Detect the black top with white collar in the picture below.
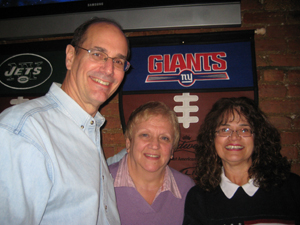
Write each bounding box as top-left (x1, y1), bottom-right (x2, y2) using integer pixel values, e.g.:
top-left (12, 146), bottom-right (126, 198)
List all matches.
top-left (183, 173), bottom-right (300, 225)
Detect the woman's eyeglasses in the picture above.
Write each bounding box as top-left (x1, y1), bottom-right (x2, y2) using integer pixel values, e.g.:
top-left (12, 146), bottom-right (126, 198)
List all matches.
top-left (215, 128), bottom-right (253, 137)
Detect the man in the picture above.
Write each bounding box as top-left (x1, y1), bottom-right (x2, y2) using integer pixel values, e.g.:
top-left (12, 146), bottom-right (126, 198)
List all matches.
top-left (0, 17), bottom-right (130, 224)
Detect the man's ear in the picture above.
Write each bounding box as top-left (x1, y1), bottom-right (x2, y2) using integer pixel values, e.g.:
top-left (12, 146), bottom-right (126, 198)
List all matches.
top-left (126, 138), bottom-right (131, 153)
top-left (66, 44), bottom-right (75, 70)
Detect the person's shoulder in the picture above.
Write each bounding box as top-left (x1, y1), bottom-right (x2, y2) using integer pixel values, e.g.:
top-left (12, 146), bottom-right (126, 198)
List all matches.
top-left (185, 184), bottom-right (218, 205)
top-left (170, 167), bottom-right (190, 179)
top-left (107, 148), bottom-right (127, 166)
top-left (2, 95), bottom-right (54, 114)
top-left (0, 96), bottom-right (58, 133)
top-left (276, 172), bottom-right (300, 196)
top-left (187, 184), bottom-right (206, 194)
top-left (185, 185), bottom-right (206, 204)
top-left (108, 161), bottom-right (119, 170)
top-left (282, 173), bottom-right (300, 202)
top-left (184, 185), bottom-right (213, 215)
top-left (170, 167), bottom-right (195, 186)
top-left (289, 172), bottom-right (300, 179)
top-left (287, 172), bottom-right (300, 185)
top-left (0, 96), bottom-right (48, 120)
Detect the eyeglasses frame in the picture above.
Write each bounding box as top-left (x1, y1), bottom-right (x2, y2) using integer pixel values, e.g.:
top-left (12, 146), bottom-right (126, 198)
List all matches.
top-left (74, 45), bottom-right (130, 72)
top-left (215, 128), bottom-right (254, 137)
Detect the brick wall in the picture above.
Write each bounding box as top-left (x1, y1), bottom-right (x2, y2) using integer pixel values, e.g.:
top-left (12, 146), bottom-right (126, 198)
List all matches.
top-left (100, 0), bottom-right (300, 175)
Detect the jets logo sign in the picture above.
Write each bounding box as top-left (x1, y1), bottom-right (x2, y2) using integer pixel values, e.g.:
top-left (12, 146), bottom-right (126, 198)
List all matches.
top-left (0, 53), bottom-right (53, 90)
top-left (120, 31), bottom-right (258, 177)
top-left (0, 38), bottom-right (70, 113)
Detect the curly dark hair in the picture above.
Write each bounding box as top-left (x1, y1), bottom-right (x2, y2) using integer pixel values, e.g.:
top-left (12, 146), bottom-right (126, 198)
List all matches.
top-left (195, 97), bottom-right (291, 191)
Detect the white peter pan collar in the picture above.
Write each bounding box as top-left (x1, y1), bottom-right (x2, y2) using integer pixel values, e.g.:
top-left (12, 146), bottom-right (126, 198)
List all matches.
top-left (220, 167), bottom-right (259, 199)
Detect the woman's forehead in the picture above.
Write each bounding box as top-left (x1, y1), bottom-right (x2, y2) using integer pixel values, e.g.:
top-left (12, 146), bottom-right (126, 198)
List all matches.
top-left (218, 109), bottom-right (247, 124)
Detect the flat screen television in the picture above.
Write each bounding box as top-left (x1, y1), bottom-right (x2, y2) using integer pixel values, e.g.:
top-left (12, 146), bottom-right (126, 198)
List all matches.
top-left (0, 0), bottom-right (241, 39)
top-left (0, 0), bottom-right (238, 19)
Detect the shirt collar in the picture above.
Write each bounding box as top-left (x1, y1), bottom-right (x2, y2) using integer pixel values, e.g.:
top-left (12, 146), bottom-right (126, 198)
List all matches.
top-left (48, 83), bottom-right (105, 128)
top-left (114, 154), bottom-right (182, 199)
top-left (220, 167), bottom-right (259, 199)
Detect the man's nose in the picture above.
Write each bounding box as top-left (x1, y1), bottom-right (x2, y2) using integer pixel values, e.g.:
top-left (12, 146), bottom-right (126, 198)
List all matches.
top-left (102, 58), bottom-right (114, 75)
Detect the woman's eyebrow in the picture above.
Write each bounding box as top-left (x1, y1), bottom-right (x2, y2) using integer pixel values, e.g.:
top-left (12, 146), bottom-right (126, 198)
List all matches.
top-left (239, 124), bottom-right (251, 126)
top-left (219, 123), bottom-right (230, 126)
top-left (219, 123), bottom-right (250, 126)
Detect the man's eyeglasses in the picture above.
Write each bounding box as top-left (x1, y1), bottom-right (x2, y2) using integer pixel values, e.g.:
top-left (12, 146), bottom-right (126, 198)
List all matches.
top-left (215, 128), bottom-right (254, 137)
top-left (75, 45), bottom-right (130, 72)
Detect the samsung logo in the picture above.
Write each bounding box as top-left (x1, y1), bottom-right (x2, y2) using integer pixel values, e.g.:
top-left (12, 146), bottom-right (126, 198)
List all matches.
top-left (87, 3), bottom-right (104, 7)
top-left (0, 53), bottom-right (53, 90)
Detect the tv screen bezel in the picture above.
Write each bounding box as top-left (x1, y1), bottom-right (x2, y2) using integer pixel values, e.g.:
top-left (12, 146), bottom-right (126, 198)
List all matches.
top-left (0, 0), bottom-right (239, 20)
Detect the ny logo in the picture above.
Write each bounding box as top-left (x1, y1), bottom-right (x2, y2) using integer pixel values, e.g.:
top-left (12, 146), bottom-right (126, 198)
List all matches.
top-left (181, 73), bottom-right (193, 84)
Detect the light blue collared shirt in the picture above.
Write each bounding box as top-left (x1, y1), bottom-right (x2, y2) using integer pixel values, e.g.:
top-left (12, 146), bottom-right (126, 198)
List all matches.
top-left (0, 83), bottom-right (120, 225)
top-left (107, 148), bottom-right (127, 166)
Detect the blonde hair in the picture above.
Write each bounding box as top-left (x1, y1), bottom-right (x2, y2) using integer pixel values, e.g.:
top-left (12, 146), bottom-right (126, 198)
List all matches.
top-left (125, 101), bottom-right (180, 150)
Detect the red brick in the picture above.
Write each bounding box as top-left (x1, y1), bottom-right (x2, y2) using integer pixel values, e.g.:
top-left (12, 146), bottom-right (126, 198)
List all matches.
top-left (255, 54), bottom-right (268, 67)
top-left (281, 131), bottom-right (300, 145)
top-left (288, 70), bottom-right (300, 82)
top-left (102, 132), bottom-right (125, 146)
top-left (288, 39), bottom-right (300, 53)
top-left (102, 118), bottom-right (123, 130)
top-left (294, 117), bottom-right (300, 129)
top-left (259, 100), bottom-right (300, 114)
top-left (288, 85), bottom-right (300, 97)
top-left (100, 101), bottom-right (120, 116)
top-left (268, 116), bottom-right (292, 129)
top-left (280, 146), bottom-right (298, 160)
top-left (255, 39), bottom-right (286, 52)
top-left (269, 54), bottom-right (300, 67)
top-left (264, 70), bottom-right (284, 82)
top-left (257, 70), bottom-right (263, 82)
top-left (258, 84), bottom-right (287, 98)
top-left (243, 12), bottom-right (285, 25)
top-left (241, 0), bottom-right (261, 10)
top-left (103, 147), bottom-right (116, 159)
top-left (103, 146), bottom-right (126, 159)
top-left (265, 0), bottom-right (300, 11)
top-left (267, 25), bottom-right (300, 38)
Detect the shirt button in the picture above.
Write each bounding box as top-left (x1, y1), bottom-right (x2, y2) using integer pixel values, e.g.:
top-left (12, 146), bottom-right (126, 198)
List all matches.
top-left (90, 120), bottom-right (94, 125)
top-left (81, 125), bottom-right (84, 129)
top-left (105, 205), bottom-right (107, 210)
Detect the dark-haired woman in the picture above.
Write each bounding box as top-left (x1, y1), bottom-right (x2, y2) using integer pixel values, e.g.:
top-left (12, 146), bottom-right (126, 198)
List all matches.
top-left (183, 97), bottom-right (300, 225)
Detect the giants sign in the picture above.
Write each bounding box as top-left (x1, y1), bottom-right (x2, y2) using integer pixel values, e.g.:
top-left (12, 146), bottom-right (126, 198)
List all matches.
top-left (146, 52), bottom-right (229, 87)
top-left (120, 31), bottom-right (258, 178)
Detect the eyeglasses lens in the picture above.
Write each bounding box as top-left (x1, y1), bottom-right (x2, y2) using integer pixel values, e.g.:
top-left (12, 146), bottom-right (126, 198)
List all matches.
top-left (89, 49), bottom-right (130, 71)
